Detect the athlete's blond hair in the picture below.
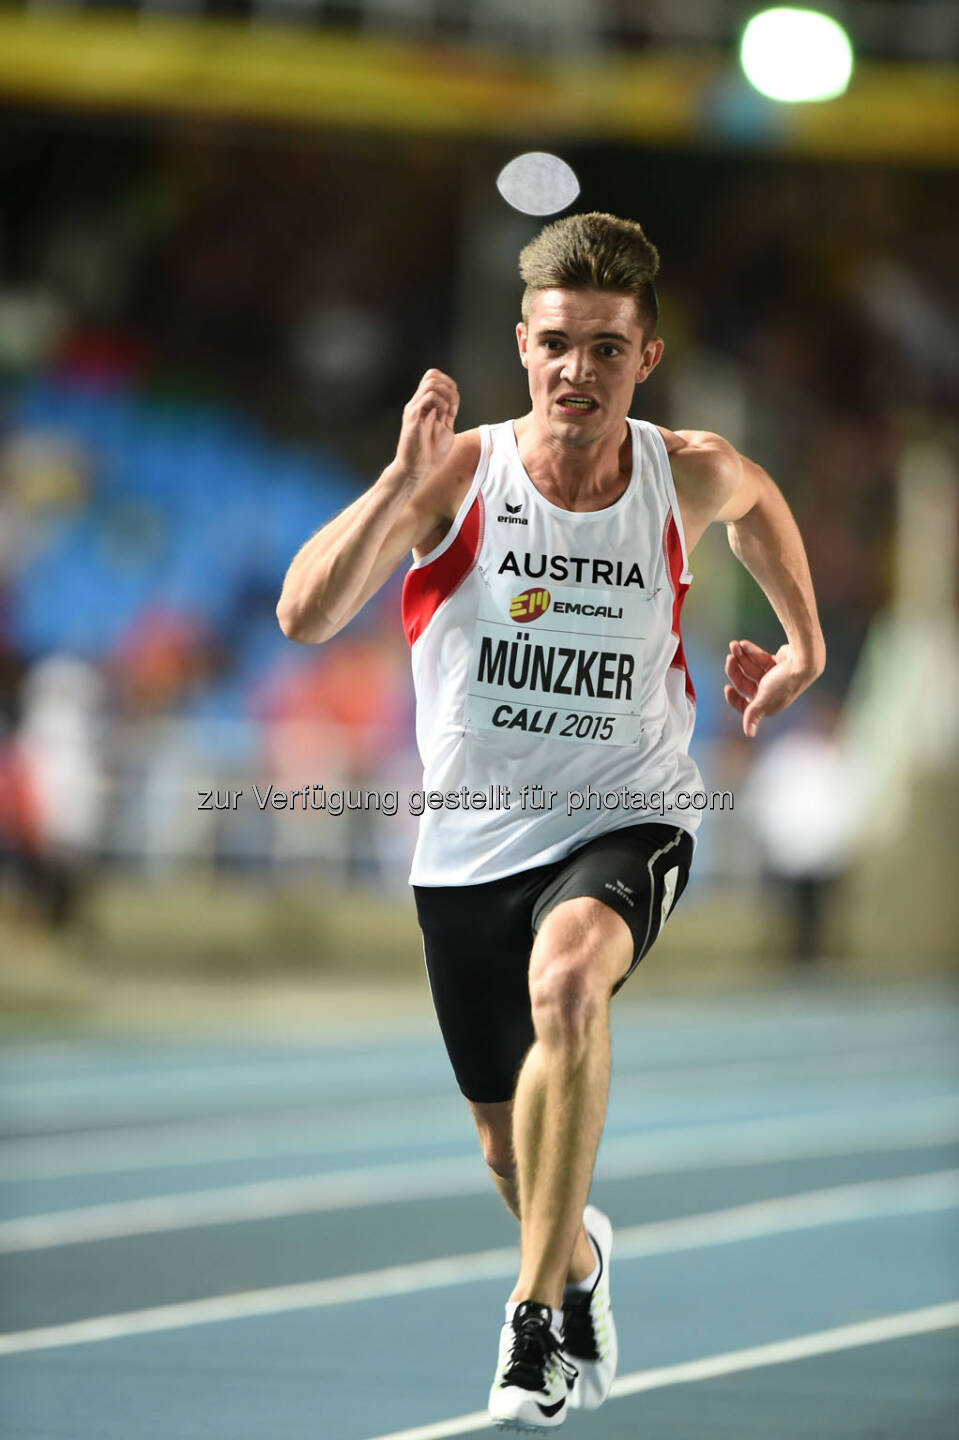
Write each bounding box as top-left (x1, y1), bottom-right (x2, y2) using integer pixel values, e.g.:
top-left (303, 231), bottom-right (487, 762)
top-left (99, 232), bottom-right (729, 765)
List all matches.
top-left (519, 212), bottom-right (660, 338)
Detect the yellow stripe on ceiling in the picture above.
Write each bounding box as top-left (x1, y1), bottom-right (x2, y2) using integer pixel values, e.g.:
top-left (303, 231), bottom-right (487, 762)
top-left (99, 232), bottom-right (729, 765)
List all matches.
top-left (0, 13), bottom-right (956, 163)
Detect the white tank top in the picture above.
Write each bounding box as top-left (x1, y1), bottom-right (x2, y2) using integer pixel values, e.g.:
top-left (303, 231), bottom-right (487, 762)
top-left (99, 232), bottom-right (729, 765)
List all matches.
top-left (402, 417), bottom-right (703, 885)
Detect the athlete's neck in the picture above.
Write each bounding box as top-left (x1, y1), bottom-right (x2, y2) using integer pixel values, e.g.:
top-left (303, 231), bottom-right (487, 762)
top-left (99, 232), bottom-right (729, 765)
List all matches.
top-left (513, 413), bottom-right (632, 512)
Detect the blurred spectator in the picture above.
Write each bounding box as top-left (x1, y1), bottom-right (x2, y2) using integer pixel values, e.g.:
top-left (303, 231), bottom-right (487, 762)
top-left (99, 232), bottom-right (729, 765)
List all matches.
top-left (744, 694), bottom-right (862, 965)
top-left (0, 716), bottom-right (43, 916)
top-left (110, 606), bottom-right (217, 716)
top-left (16, 654), bottom-right (106, 927)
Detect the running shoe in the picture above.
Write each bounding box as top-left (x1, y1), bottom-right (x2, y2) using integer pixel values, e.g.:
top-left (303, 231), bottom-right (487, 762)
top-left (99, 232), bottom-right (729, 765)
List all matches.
top-left (562, 1204), bottom-right (618, 1410)
top-left (488, 1300), bottom-right (576, 1432)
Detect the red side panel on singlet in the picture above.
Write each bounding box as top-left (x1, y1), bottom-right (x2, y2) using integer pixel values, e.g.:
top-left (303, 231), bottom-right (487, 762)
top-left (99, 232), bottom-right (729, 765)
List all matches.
top-left (663, 511), bottom-right (695, 704)
top-left (401, 493), bottom-right (485, 647)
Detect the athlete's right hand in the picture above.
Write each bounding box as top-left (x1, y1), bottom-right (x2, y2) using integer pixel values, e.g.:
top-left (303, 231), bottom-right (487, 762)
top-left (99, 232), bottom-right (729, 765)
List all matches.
top-left (394, 369), bottom-right (459, 484)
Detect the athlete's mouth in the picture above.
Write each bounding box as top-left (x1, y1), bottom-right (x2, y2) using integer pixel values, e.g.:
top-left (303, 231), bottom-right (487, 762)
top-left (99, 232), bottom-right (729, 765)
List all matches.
top-left (556, 395), bottom-right (598, 414)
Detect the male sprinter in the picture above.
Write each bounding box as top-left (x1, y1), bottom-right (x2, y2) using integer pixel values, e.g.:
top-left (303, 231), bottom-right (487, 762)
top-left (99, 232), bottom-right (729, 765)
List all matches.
top-left (277, 213), bottom-right (825, 1431)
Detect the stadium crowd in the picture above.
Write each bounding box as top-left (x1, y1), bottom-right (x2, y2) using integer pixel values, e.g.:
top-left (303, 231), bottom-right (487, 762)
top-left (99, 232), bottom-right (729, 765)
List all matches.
top-left (0, 121), bottom-right (954, 918)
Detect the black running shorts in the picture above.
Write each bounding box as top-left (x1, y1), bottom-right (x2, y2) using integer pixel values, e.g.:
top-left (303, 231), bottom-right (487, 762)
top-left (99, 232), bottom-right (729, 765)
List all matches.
top-left (413, 822), bottom-right (694, 1103)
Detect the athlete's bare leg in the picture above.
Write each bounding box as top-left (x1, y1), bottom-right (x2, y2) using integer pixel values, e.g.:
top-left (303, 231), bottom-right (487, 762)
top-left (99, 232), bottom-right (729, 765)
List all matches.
top-left (469, 1099), bottom-right (597, 1283)
top-left (508, 897), bottom-right (631, 1309)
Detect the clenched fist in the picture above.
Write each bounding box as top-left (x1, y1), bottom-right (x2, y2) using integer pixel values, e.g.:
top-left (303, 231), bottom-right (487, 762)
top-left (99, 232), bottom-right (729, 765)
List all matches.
top-left (394, 369), bottom-right (460, 484)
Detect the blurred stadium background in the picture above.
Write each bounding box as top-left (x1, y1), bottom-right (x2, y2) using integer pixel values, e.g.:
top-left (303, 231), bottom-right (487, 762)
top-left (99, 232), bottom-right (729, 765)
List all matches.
top-left (0, 0), bottom-right (956, 1019)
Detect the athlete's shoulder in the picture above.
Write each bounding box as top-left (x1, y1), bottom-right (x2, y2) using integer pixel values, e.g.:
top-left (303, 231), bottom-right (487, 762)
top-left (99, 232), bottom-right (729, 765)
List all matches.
top-left (653, 425), bottom-right (743, 552)
top-left (654, 424), bottom-right (737, 464)
top-left (654, 425), bottom-right (740, 503)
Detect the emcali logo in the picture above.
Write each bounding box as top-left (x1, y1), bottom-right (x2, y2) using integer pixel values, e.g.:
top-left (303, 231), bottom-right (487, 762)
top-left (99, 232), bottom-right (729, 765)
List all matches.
top-left (509, 588), bottom-right (551, 623)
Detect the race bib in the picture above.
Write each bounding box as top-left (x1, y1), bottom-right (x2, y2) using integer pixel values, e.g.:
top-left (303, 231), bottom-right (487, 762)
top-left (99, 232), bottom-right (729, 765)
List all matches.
top-left (464, 577), bottom-right (653, 747)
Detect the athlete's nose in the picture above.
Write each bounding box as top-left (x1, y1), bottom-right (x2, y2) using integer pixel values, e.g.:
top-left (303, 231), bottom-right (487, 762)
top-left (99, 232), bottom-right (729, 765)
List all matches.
top-left (560, 349), bottom-right (595, 385)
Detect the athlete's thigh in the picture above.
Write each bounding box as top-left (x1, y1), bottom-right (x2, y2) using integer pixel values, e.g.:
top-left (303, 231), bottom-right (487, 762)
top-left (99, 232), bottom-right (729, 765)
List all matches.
top-left (413, 870), bottom-right (546, 1104)
top-left (529, 894), bottom-right (633, 996)
top-left (530, 822), bottom-right (694, 993)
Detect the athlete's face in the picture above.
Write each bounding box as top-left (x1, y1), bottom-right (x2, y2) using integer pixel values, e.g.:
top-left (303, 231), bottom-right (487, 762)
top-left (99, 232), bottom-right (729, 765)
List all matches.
top-left (517, 289), bottom-right (663, 447)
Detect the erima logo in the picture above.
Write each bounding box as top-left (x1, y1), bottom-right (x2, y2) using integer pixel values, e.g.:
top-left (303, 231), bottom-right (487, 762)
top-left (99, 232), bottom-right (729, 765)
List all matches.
top-left (498, 500), bottom-right (528, 526)
top-left (509, 588), bottom-right (551, 623)
top-left (605, 878), bottom-right (635, 908)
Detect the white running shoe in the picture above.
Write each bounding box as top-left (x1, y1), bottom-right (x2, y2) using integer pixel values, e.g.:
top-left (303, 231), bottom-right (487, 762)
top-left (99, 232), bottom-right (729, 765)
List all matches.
top-left (488, 1300), bottom-right (576, 1432)
top-left (562, 1204), bottom-right (618, 1411)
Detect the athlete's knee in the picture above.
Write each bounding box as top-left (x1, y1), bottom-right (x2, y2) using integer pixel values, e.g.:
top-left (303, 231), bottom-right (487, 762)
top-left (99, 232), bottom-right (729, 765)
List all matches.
top-left (528, 901), bottom-right (627, 1050)
top-left (529, 900), bottom-right (631, 1053)
top-left (528, 953), bottom-right (606, 1054)
top-left (469, 1102), bottom-right (516, 1180)
top-left (476, 1126), bottom-right (515, 1179)
top-left (484, 1146), bottom-right (517, 1181)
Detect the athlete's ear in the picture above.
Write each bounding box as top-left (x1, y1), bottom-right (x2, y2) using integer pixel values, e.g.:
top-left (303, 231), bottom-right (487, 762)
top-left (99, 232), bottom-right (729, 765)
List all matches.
top-left (516, 321), bottom-right (529, 368)
top-left (636, 335), bottom-right (664, 385)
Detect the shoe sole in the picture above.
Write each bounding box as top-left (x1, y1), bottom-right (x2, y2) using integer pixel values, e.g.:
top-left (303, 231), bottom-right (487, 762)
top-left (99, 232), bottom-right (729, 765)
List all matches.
top-left (491, 1422), bottom-right (564, 1434)
top-left (489, 1401), bottom-right (567, 1433)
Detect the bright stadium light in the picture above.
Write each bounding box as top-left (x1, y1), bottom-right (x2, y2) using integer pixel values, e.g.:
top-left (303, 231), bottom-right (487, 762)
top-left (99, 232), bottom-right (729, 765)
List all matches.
top-left (496, 153), bottom-right (580, 217)
top-left (740, 8), bottom-right (854, 103)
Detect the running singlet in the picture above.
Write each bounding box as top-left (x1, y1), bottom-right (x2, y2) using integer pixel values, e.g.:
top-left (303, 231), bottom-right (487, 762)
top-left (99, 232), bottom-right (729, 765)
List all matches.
top-left (401, 418), bottom-right (704, 885)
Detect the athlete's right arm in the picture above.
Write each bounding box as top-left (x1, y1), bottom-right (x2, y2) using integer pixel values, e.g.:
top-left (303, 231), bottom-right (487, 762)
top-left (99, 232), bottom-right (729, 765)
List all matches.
top-left (276, 370), bottom-right (474, 644)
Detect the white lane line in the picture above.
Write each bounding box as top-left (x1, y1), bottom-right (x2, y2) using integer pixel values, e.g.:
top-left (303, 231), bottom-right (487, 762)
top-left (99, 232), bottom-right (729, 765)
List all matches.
top-left (0, 1170), bottom-right (956, 1356)
top-left (599, 1099), bottom-right (959, 1182)
top-left (3, 1106), bottom-right (958, 1249)
top-left (4, 1037), bottom-right (955, 1132)
top-left (1, 1020), bottom-right (949, 1098)
top-left (0, 1094), bottom-right (464, 1182)
top-left (0, 1052), bottom-right (443, 1104)
top-left (1, 1082), bottom-right (950, 1186)
top-left (0, 1154), bottom-right (482, 1251)
top-left (1, 1099), bottom-right (957, 1251)
top-left (361, 1302), bottom-right (959, 1440)
top-left (3, 1066), bottom-right (957, 1185)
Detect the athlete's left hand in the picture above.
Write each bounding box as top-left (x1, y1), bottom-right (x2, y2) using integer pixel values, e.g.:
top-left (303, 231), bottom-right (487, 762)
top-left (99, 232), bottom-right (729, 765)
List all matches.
top-left (723, 639), bottom-right (815, 738)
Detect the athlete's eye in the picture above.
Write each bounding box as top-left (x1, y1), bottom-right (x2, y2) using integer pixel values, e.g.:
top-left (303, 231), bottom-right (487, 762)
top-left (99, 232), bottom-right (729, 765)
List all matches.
top-left (598, 345), bottom-right (620, 358)
top-left (542, 339), bottom-right (564, 351)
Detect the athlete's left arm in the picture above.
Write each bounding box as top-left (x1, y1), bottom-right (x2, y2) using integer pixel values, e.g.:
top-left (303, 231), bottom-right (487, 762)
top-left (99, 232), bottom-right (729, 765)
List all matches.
top-left (663, 427), bottom-right (826, 738)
